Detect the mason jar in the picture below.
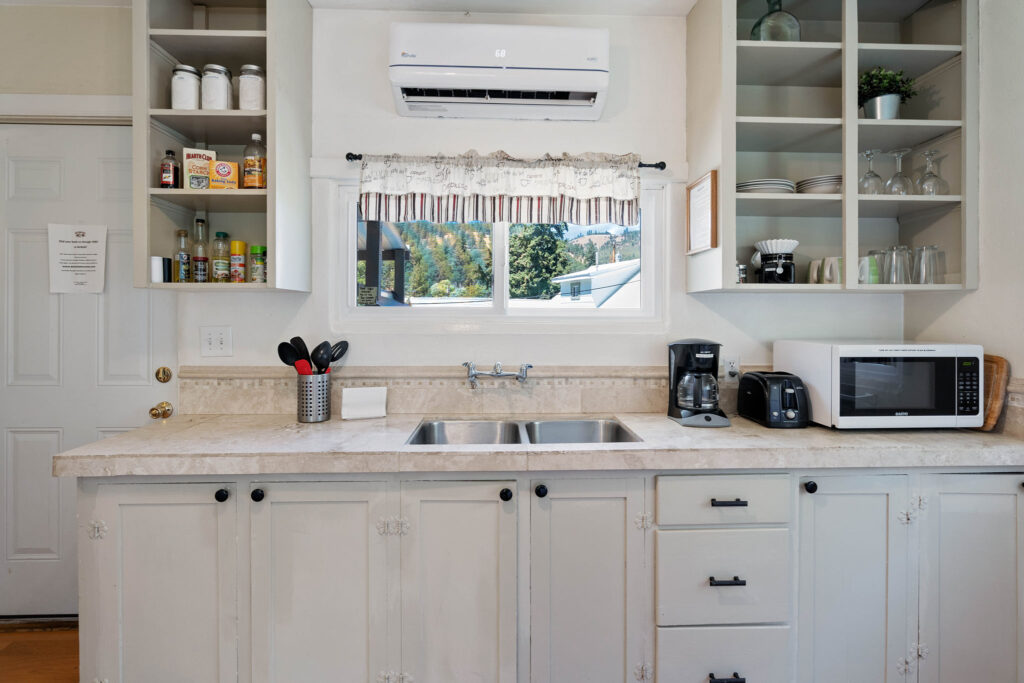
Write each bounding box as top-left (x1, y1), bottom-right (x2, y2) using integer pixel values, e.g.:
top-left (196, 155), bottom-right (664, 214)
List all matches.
top-left (201, 64), bottom-right (232, 110)
top-left (238, 64), bottom-right (266, 111)
top-left (170, 64), bottom-right (200, 110)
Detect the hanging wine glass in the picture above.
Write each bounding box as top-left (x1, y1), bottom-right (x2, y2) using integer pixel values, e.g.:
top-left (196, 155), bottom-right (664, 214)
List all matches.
top-left (751, 0), bottom-right (801, 41)
top-left (916, 149), bottom-right (950, 196)
top-left (858, 149), bottom-right (885, 195)
top-left (885, 148), bottom-right (915, 195)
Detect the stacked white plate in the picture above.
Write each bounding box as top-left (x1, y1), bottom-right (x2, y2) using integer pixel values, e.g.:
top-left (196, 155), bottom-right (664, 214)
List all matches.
top-left (796, 174), bottom-right (842, 194)
top-left (736, 178), bottom-right (795, 194)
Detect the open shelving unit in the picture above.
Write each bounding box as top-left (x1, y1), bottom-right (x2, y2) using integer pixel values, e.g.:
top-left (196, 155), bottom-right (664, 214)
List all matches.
top-left (131, 0), bottom-right (311, 291)
top-left (687, 0), bottom-right (977, 293)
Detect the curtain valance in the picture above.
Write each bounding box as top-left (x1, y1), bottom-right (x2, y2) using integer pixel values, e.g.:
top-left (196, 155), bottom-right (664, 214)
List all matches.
top-left (357, 150), bottom-right (641, 226)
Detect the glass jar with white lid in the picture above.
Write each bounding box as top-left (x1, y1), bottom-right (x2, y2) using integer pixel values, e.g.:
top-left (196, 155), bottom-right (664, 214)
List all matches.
top-left (171, 64), bottom-right (201, 110)
top-left (238, 64), bottom-right (266, 111)
top-left (201, 64), bottom-right (232, 110)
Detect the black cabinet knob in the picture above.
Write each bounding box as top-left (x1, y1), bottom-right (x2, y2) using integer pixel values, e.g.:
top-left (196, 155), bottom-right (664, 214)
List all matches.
top-left (535, 484), bottom-right (548, 498)
top-left (499, 488), bottom-right (514, 502)
top-left (804, 481), bottom-right (818, 494)
top-left (215, 488), bottom-right (230, 502)
top-left (251, 488), bottom-right (265, 502)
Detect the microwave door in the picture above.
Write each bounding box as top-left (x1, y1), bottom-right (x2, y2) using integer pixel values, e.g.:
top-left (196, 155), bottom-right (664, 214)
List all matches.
top-left (839, 357), bottom-right (957, 417)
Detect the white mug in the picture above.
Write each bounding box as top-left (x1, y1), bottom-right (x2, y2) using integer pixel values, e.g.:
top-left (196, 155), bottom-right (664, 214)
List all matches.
top-left (808, 259), bottom-right (823, 284)
top-left (822, 256), bottom-right (843, 284)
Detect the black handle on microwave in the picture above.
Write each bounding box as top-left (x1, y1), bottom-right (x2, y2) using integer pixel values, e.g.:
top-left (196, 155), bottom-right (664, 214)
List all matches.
top-left (709, 673), bottom-right (746, 683)
top-left (709, 576), bottom-right (747, 587)
top-left (711, 498), bottom-right (748, 507)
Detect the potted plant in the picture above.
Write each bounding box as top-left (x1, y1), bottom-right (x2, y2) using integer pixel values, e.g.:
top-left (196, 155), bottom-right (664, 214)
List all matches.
top-left (859, 67), bottom-right (917, 119)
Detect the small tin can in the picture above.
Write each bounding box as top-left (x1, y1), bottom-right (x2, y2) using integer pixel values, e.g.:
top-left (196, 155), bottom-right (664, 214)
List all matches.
top-left (737, 263), bottom-right (748, 284)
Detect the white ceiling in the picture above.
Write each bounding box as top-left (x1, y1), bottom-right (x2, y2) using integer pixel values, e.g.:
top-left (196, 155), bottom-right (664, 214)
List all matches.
top-left (308, 0), bottom-right (698, 17)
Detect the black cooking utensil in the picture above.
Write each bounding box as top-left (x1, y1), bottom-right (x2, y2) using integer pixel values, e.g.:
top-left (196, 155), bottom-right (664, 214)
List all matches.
top-left (311, 341), bottom-right (332, 374)
top-left (277, 341), bottom-right (300, 367)
top-left (290, 336), bottom-right (311, 365)
top-left (330, 341), bottom-right (349, 362)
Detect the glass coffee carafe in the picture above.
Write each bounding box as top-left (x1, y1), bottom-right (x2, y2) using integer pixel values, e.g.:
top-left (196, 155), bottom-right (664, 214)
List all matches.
top-left (677, 372), bottom-right (721, 412)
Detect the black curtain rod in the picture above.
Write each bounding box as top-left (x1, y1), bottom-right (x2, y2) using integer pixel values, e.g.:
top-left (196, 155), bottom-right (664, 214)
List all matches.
top-left (345, 152), bottom-right (666, 171)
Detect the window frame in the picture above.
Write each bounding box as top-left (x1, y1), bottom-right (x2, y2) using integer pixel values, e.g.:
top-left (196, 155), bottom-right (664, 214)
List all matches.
top-left (328, 178), bottom-right (669, 335)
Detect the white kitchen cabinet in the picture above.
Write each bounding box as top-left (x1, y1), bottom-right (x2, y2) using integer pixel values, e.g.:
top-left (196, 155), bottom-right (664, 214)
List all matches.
top-left (249, 481), bottom-right (390, 683)
top-left (401, 480), bottom-right (518, 683)
top-left (80, 482), bottom-right (237, 683)
top-left (656, 625), bottom-right (792, 683)
top-left (917, 474), bottom-right (1024, 683)
top-left (797, 475), bottom-right (912, 683)
top-left (530, 477), bottom-right (649, 683)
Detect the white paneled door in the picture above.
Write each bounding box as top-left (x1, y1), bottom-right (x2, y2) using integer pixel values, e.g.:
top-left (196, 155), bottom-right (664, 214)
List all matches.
top-left (0, 124), bottom-right (176, 615)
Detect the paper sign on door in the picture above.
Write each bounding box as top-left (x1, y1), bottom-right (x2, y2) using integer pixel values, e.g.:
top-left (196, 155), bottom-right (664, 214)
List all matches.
top-left (48, 224), bottom-right (107, 294)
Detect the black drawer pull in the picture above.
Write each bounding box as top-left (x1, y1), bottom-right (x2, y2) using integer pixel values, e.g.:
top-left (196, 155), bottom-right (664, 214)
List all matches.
top-left (710, 498), bottom-right (748, 507)
top-left (709, 576), bottom-right (747, 587)
top-left (709, 673), bottom-right (745, 683)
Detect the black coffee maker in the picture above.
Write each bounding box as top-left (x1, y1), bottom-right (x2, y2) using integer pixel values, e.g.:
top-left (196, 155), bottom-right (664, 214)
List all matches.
top-left (668, 339), bottom-right (731, 428)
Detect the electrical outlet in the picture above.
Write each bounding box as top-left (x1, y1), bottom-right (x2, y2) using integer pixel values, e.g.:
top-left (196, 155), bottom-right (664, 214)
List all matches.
top-left (200, 326), bottom-right (233, 357)
top-left (722, 354), bottom-right (741, 384)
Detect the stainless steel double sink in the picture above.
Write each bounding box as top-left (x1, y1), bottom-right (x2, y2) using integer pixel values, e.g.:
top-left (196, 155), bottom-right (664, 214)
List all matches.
top-left (406, 418), bottom-right (641, 445)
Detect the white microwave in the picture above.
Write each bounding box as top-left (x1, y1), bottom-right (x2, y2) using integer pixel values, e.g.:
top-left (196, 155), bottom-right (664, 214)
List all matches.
top-left (773, 341), bottom-right (984, 429)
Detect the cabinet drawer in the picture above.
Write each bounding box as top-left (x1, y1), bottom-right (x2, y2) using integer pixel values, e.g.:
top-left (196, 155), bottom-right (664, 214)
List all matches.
top-left (656, 625), bottom-right (792, 683)
top-left (656, 475), bottom-right (791, 526)
top-left (656, 528), bottom-right (791, 626)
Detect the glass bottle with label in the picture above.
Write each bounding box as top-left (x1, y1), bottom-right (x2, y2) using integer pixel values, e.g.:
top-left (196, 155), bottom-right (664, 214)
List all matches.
top-left (192, 218), bottom-right (210, 283)
top-left (249, 245), bottom-right (267, 283)
top-left (243, 133), bottom-right (267, 189)
top-left (172, 229), bottom-right (191, 283)
top-left (211, 231), bottom-right (231, 283)
top-left (160, 150), bottom-right (180, 188)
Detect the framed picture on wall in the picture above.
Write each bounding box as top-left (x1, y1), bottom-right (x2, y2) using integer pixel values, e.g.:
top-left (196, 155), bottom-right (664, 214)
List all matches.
top-left (686, 169), bottom-right (718, 254)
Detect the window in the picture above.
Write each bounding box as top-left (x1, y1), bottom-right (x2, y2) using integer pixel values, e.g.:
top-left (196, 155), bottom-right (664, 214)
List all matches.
top-left (356, 218), bottom-right (642, 310)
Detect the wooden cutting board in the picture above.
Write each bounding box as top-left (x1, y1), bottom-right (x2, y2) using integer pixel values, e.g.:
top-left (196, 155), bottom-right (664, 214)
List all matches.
top-left (974, 354), bottom-right (1010, 432)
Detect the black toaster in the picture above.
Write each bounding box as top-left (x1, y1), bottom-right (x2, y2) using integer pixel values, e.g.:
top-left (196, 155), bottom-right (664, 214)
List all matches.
top-left (737, 371), bottom-right (810, 428)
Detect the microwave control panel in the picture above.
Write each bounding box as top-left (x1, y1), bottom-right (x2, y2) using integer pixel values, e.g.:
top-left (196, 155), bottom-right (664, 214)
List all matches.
top-left (957, 357), bottom-right (981, 415)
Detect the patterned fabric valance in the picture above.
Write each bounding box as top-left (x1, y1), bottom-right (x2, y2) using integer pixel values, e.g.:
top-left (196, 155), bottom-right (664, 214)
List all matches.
top-left (358, 150), bottom-right (641, 226)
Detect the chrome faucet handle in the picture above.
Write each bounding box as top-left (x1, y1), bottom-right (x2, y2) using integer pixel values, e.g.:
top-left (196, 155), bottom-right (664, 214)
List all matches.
top-left (462, 361), bottom-right (478, 389)
top-left (517, 364), bottom-right (533, 383)
top-left (493, 361), bottom-right (503, 374)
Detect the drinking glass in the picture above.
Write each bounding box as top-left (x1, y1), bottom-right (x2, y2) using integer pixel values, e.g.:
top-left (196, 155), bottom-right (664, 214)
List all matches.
top-left (859, 149), bottom-right (884, 195)
top-left (868, 249), bottom-right (886, 281)
top-left (913, 245), bottom-right (942, 284)
top-left (916, 150), bottom-right (950, 196)
top-left (885, 149), bottom-right (915, 195)
top-left (882, 245), bottom-right (911, 284)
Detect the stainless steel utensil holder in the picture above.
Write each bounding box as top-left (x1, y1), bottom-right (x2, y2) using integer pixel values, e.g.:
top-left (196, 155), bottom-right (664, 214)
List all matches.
top-left (297, 374), bottom-right (331, 423)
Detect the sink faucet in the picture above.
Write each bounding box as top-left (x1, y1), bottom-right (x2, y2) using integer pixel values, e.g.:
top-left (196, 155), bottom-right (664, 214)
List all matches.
top-left (462, 361), bottom-right (533, 389)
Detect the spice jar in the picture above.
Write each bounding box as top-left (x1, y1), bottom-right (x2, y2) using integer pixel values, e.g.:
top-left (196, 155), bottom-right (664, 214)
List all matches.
top-left (238, 64), bottom-right (266, 111)
top-left (230, 240), bottom-right (247, 283)
top-left (249, 245), bottom-right (267, 283)
top-left (171, 64), bottom-right (201, 110)
top-left (201, 64), bottom-right (232, 110)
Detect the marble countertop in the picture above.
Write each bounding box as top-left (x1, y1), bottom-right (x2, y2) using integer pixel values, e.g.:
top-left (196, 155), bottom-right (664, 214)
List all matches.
top-left (52, 413), bottom-right (1024, 477)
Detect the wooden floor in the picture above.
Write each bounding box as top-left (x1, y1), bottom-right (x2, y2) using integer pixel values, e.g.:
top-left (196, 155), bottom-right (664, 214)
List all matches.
top-left (0, 627), bottom-right (78, 682)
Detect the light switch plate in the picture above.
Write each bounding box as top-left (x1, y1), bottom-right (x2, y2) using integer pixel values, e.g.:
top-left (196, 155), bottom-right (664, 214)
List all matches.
top-left (200, 326), bottom-right (233, 357)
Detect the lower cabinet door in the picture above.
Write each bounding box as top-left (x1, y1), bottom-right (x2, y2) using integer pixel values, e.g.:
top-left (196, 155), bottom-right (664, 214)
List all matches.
top-left (82, 483), bottom-right (238, 683)
top-left (250, 481), bottom-right (389, 683)
top-left (656, 625), bottom-right (792, 683)
top-left (918, 474), bottom-right (1024, 683)
top-left (797, 475), bottom-right (911, 683)
top-left (401, 480), bottom-right (518, 683)
top-left (530, 477), bottom-right (648, 683)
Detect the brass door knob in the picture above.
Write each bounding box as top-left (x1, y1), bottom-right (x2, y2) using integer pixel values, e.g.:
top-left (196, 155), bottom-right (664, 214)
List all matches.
top-left (149, 401), bottom-right (174, 419)
top-left (155, 367), bottom-right (173, 383)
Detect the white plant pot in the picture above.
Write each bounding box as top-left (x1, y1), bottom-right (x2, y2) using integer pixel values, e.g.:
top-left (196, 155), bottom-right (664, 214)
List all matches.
top-left (863, 93), bottom-right (901, 119)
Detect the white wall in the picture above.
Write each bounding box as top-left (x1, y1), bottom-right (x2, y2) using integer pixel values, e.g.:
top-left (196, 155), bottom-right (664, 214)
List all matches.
top-left (905, 0), bottom-right (1024, 370)
top-left (176, 8), bottom-right (904, 367)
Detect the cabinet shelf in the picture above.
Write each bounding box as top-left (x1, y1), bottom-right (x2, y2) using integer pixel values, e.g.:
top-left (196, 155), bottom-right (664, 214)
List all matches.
top-left (858, 44), bottom-right (962, 79)
top-left (736, 41), bottom-right (842, 87)
top-left (858, 195), bottom-right (961, 219)
top-left (149, 29), bottom-right (267, 67)
top-left (730, 283), bottom-right (844, 292)
top-left (150, 109), bottom-right (267, 144)
top-left (149, 282), bottom-right (270, 290)
top-left (858, 120), bottom-right (962, 151)
top-left (736, 117), bottom-right (843, 152)
top-left (736, 193), bottom-right (842, 217)
top-left (854, 283), bottom-right (964, 292)
top-left (150, 188), bottom-right (268, 212)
